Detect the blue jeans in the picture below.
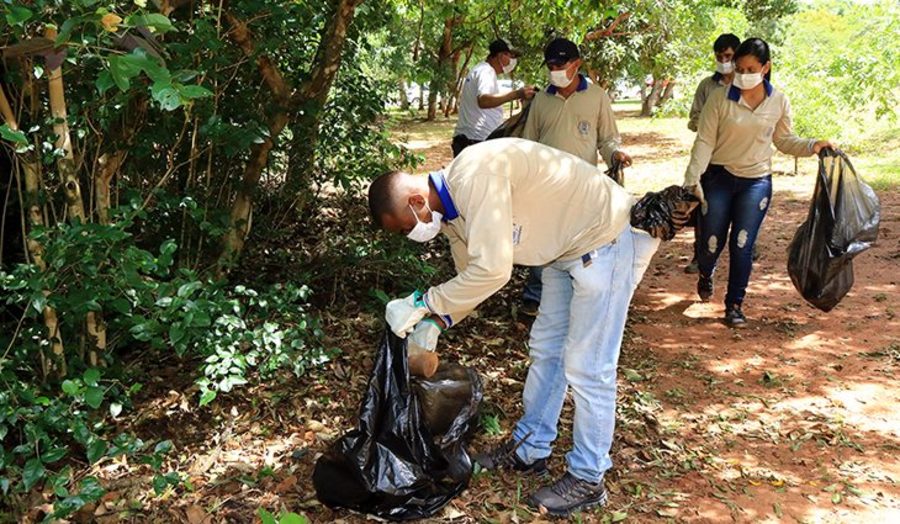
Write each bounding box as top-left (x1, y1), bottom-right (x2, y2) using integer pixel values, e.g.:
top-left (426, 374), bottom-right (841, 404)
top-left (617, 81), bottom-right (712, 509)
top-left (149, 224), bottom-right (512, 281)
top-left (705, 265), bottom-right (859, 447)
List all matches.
top-left (698, 166), bottom-right (772, 306)
top-left (512, 227), bottom-right (660, 482)
top-left (523, 267), bottom-right (543, 303)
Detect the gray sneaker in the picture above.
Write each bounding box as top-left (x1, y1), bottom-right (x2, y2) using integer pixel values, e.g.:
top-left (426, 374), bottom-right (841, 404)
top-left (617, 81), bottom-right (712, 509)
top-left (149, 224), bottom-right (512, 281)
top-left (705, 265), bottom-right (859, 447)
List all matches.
top-left (528, 472), bottom-right (609, 516)
top-left (472, 437), bottom-right (548, 477)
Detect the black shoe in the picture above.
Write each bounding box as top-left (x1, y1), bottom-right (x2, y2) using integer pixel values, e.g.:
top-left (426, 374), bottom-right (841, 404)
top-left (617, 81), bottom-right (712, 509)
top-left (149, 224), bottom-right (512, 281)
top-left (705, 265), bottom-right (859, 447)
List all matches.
top-left (684, 259), bottom-right (699, 274)
top-left (473, 437), bottom-right (548, 477)
top-left (528, 472), bottom-right (609, 516)
top-left (697, 274), bottom-right (713, 302)
top-left (725, 304), bottom-right (747, 327)
top-left (521, 299), bottom-right (540, 317)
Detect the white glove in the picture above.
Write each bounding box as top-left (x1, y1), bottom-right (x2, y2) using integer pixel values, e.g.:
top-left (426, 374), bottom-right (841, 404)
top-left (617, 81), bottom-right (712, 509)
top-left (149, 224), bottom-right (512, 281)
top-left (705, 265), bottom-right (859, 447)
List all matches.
top-left (385, 291), bottom-right (430, 338)
top-left (408, 319), bottom-right (441, 356)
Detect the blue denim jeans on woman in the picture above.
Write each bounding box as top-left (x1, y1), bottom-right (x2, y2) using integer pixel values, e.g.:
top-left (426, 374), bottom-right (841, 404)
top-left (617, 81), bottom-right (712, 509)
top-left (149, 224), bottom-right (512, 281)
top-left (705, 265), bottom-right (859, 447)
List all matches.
top-left (697, 165), bottom-right (773, 306)
top-left (511, 227), bottom-right (660, 483)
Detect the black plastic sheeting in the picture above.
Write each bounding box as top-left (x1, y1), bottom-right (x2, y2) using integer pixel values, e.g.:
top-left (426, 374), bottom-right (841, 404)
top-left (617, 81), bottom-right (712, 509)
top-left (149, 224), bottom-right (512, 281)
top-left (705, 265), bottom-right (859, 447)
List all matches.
top-left (630, 185), bottom-right (700, 241)
top-left (787, 150), bottom-right (880, 312)
top-left (313, 330), bottom-right (483, 520)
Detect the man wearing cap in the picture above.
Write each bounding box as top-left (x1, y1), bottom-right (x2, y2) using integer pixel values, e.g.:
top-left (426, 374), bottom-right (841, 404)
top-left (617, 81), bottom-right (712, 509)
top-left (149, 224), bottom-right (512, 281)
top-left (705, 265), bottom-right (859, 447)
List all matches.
top-left (518, 37), bottom-right (632, 315)
top-left (452, 39), bottom-right (536, 157)
top-left (684, 33), bottom-right (743, 274)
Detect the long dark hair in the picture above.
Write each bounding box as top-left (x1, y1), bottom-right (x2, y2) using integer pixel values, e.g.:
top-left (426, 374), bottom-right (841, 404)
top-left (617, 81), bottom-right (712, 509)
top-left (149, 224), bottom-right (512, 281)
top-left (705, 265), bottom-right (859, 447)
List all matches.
top-left (734, 37), bottom-right (772, 82)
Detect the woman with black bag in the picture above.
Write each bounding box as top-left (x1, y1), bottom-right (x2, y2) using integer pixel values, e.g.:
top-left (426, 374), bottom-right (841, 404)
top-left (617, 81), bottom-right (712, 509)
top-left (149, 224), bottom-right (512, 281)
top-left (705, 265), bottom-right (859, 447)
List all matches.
top-left (682, 38), bottom-right (833, 326)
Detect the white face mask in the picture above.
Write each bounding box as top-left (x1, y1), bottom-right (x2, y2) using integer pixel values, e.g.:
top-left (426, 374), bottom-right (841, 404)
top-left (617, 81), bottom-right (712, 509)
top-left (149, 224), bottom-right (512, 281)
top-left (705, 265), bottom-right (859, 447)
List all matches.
top-left (502, 57), bottom-right (517, 74)
top-left (406, 204), bottom-right (443, 243)
top-left (733, 72), bottom-right (763, 90)
top-left (548, 68), bottom-right (573, 88)
top-left (715, 60), bottom-right (734, 75)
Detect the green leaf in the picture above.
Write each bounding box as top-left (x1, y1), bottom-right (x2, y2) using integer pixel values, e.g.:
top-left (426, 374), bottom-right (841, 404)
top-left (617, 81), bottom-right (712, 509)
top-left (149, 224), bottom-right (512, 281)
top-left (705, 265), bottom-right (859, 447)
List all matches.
top-left (5, 6), bottom-right (33, 26)
top-left (152, 83), bottom-right (182, 111)
top-left (258, 508), bottom-right (277, 524)
top-left (87, 439), bottom-right (108, 464)
top-left (42, 447), bottom-right (68, 463)
top-left (179, 84), bottom-right (213, 100)
top-left (79, 476), bottom-right (105, 501)
top-left (84, 386), bottom-right (104, 409)
top-left (168, 323), bottom-right (186, 344)
top-left (23, 457), bottom-right (45, 491)
top-left (83, 368), bottom-right (101, 387)
top-left (611, 511), bottom-right (628, 522)
top-left (50, 467), bottom-right (72, 497)
top-left (130, 13), bottom-right (175, 33)
top-left (96, 70), bottom-right (116, 95)
top-left (107, 56), bottom-right (137, 92)
top-left (832, 491), bottom-right (842, 504)
top-left (199, 389), bottom-right (216, 406)
top-left (279, 513), bottom-right (309, 524)
top-left (0, 124), bottom-right (27, 145)
top-left (177, 281), bottom-right (202, 298)
top-left (61, 379), bottom-right (80, 396)
top-left (154, 440), bottom-right (173, 454)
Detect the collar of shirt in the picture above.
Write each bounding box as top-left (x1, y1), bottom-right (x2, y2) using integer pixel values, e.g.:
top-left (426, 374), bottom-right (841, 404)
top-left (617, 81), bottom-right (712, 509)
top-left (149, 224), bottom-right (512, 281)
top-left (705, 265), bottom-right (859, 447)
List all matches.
top-left (429, 171), bottom-right (459, 221)
top-left (727, 79), bottom-right (773, 102)
top-left (712, 71), bottom-right (723, 83)
top-left (546, 74), bottom-right (589, 95)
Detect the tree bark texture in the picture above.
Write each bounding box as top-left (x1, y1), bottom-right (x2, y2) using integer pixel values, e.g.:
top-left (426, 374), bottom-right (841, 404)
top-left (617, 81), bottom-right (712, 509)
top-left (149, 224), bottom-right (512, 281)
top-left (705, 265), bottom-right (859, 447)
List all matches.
top-left (0, 84), bottom-right (66, 377)
top-left (45, 26), bottom-right (105, 368)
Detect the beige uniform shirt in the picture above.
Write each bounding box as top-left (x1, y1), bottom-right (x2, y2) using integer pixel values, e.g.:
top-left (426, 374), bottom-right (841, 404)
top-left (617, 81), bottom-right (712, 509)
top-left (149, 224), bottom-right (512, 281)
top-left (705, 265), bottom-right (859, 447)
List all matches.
top-left (425, 138), bottom-right (634, 326)
top-left (685, 83), bottom-right (816, 184)
top-left (687, 73), bottom-right (726, 132)
top-left (522, 75), bottom-right (621, 167)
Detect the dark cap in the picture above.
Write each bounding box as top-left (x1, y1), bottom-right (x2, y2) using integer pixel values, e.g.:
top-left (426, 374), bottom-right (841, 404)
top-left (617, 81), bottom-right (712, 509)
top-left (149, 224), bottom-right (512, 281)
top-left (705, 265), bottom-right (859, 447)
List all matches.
top-left (544, 37), bottom-right (580, 65)
top-left (489, 38), bottom-right (520, 57)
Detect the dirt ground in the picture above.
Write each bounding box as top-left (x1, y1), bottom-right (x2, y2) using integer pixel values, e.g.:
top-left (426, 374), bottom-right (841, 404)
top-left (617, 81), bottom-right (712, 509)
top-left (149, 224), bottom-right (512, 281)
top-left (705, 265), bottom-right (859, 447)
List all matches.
top-left (37, 108), bottom-right (898, 523)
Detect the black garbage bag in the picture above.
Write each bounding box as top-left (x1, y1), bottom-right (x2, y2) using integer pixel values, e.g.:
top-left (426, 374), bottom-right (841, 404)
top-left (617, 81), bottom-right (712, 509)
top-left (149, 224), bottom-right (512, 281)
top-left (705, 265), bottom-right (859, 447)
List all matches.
top-left (630, 185), bottom-right (700, 240)
top-left (787, 149), bottom-right (880, 312)
top-left (312, 330), bottom-right (482, 520)
top-left (486, 100), bottom-right (531, 140)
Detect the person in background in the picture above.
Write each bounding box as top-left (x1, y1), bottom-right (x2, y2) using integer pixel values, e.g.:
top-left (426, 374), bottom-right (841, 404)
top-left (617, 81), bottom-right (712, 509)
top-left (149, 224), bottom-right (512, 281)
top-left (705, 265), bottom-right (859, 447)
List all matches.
top-left (452, 39), bottom-right (535, 157)
top-left (684, 33), bottom-right (741, 274)
top-left (683, 37), bottom-right (833, 327)
top-left (518, 37), bottom-right (632, 316)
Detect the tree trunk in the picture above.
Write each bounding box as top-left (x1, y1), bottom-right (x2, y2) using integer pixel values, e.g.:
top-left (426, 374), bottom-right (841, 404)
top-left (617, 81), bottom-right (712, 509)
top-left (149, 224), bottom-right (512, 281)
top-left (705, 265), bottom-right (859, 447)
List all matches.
top-left (217, 0), bottom-right (363, 273)
top-left (427, 15), bottom-right (459, 121)
top-left (0, 85), bottom-right (65, 377)
top-left (283, 0), bottom-right (363, 198)
top-left (46, 26), bottom-right (104, 369)
top-left (418, 84), bottom-right (425, 111)
top-left (399, 80), bottom-right (409, 110)
top-left (658, 78), bottom-right (675, 107)
top-left (95, 152), bottom-right (124, 225)
top-left (641, 80), bottom-right (663, 116)
top-left (218, 111), bottom-right (291, 273)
